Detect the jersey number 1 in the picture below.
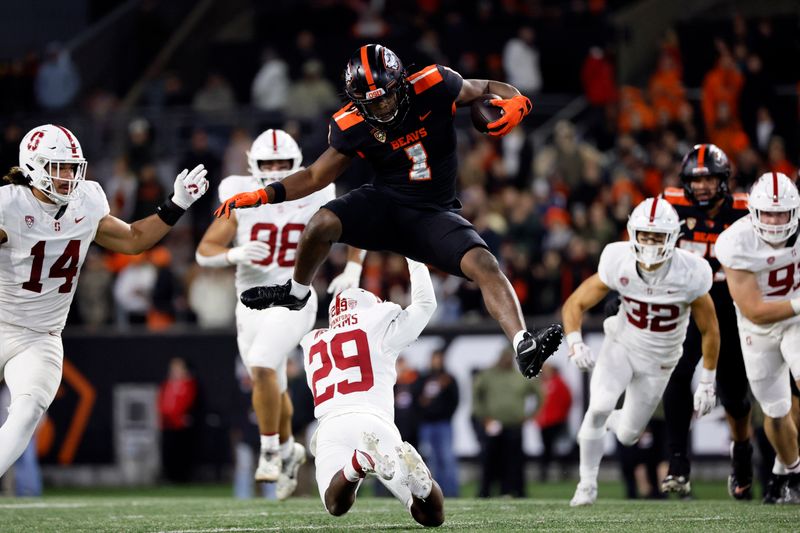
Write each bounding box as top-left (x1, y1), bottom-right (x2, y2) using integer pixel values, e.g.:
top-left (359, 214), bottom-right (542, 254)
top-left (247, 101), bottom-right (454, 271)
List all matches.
top-left (22, 240), bottom-right (81, 293)
top-left (404, 143), bottom-right (431, 181)
top-left (308, 329), bottom-right (374, 406)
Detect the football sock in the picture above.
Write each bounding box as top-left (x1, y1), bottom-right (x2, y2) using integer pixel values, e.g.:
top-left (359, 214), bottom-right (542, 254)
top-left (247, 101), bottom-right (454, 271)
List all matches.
top-left (773, 458), bottom-right (788, 476)
top-left (290, 279), bottom-right (311, 299)
top-left (0, 395), bottom-right (44, 477)
top-left (578, 436), bottom-right (605, 486)
top-left (261, 433), bottom-right (279, 454)
top-left (343, 451), bottom-right (367, 482)
top-left (786, 458), bottom-right (800, 474)
top-left (513, 330), bottom-right (534, 350)
top-left (279, 436), bottom-right (296, 461)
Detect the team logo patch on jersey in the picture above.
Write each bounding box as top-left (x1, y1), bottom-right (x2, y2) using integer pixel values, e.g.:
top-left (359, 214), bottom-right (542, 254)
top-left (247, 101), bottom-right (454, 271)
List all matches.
top-left (25, 215), bottom-right (34, 228)
top-left (686, 217), bottom-right (696, 230)
top-left (372, 129), bottom-right (387, 143)
top-left (767, 256), bottom-right (775, 265)
top-left (620, 277), bottom-right (629, 286)
top-left (383, 48), bottom-right (400, 70)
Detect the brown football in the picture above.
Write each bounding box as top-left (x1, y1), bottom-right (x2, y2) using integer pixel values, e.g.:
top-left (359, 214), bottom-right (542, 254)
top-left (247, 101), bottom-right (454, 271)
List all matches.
top-left (470, 94), bottom-right (503, 134)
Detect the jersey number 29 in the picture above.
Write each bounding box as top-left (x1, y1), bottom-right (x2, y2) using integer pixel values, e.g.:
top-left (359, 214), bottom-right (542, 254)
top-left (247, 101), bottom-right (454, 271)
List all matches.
top-left (309, 329), bottom-right (374, 406)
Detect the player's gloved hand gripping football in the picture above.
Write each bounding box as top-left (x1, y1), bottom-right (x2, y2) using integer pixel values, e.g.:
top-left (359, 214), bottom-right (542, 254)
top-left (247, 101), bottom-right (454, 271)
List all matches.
top-left (214, 188), bottom-right (268, 219)
top-left (487, 94), bottom-right (532, 137)
top-left (172, 164), bottom-right (209, 209)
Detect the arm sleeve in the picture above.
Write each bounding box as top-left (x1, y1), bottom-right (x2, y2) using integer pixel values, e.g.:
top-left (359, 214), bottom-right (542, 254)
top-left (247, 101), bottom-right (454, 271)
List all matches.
top-left (381, 261), bottom-right (437, 354)
top-left (438, 65), bottom-right (464, 102)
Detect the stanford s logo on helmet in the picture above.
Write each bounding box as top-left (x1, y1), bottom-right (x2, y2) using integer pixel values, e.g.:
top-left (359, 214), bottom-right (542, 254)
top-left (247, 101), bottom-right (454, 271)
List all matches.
top-left (679, 144), bottom-right (731, 207)
top-left (343, 44), bottom-right (410, 129)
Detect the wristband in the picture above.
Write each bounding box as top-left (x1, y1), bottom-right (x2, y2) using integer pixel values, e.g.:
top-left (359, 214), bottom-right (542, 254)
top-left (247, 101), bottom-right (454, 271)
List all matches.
top-left (699, 367), bottom-right (716, 384)
top-left (791, 298), bottom-right (800, 316)
top-left (156, 195), bottom-right (186, 226)
top-left (566, 331), bottom-right (583, 347)
top-left (268, 182), bottom-right (286, 204)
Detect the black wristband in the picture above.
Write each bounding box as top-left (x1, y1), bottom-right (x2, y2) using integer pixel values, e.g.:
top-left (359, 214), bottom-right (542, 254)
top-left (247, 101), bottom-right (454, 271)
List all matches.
top-left (156, 195), bottom-right (186, 226)
top-left (268, 182), bottom-right (286, 204)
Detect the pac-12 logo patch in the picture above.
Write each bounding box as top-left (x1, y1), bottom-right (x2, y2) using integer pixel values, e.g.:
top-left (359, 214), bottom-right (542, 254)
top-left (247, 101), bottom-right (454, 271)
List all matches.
top-left (620, 276), bottom-right (629, 286)
top-left (767, 256), bottom-right (775, 265)
top-left (686, 217), bottom-right (696, 230)
top-left (25, 215), bottom-right (34, 228)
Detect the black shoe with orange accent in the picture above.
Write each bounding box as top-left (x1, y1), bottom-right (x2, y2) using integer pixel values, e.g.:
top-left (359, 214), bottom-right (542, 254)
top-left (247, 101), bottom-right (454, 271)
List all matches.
top-left (240, 280), bottom-right (310, 311)
top-left (515, 325), bottom-right (564, 379)
top-left (762, 474), bottom-right (788, 504)
top-left (728, 441), bottom-right (753, 501)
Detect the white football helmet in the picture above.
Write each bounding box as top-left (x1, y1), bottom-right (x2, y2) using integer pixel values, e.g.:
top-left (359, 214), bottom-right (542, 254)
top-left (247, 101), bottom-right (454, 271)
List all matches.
top-left (747, 172), bottom-right (800, 244)
top-left (627, 197), bottom-right (681, 267)
top-left (19, 124), bottom-right (87, 205)
top-left (328, 287), bottom-right (382, 329)
top-left (247, 129), bottom-right (302, 186)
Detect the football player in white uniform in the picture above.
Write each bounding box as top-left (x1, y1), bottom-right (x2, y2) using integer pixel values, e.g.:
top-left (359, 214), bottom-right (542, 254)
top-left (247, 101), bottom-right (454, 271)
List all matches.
top-left (716, 172), bottom-right (800, 504)
top-left (561, 197), bottom-right (719, 506)
top-left (0, 124), bottom-right (208, 478)
top-left (300, 258), bottom-right (443, 527)
top-left (196, 129), bottom-right (363, 499)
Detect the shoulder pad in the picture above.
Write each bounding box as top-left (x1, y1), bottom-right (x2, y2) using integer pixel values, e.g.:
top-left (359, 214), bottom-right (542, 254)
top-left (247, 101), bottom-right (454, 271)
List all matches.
top-left (408, 65), bottom-right (443, 95)
top-left (732, 192), bottom-right (748, 210)
top-left (332, 103), bottom-right (364, 131)
top-left (663, 187), bottom-right (691, 206)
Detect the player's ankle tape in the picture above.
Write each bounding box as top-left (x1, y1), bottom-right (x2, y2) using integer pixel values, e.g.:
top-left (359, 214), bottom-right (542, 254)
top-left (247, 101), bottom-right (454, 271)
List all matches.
top-left (156, 195), bottom-right (186, 226)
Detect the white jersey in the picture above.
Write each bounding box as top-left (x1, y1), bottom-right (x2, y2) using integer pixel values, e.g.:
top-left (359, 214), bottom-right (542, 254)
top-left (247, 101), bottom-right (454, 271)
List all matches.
top-left (715, 216), bottom-right (800, 334)
top-left (598, 241), bottom-right (713, 365)
top-left (300, 301), bottom-right (404, 423)
top-left (218, 175), bottom-right (335, 294)
top-left (0, 182), bottom-right (109, 332)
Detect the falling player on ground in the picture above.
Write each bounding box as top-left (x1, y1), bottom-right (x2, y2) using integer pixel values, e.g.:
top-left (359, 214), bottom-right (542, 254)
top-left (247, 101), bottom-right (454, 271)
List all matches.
top-left (562, 197), bottom-right (720, 506)
top-left (300, 257), bottom-right (443, 527)
top-left (196, 129), bottom-right (362, 499)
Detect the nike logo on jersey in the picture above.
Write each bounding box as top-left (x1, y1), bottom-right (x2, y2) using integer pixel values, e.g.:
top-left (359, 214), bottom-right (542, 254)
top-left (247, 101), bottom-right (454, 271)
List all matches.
top-left (419, 110), bottom-right (432, 121)
top-left (75, 216), bottom-right (86, 224)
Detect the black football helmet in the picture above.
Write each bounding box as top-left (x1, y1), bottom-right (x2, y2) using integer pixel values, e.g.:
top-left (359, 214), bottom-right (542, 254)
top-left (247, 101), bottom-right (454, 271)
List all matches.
top-left (343, 44), bottom-right (410, 129)
top-left (679, 143), bottom-right (731, 207)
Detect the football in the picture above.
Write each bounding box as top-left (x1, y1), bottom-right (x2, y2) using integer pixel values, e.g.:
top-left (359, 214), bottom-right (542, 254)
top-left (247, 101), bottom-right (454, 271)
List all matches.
top-left (470, 94), bottom-right (503, 134)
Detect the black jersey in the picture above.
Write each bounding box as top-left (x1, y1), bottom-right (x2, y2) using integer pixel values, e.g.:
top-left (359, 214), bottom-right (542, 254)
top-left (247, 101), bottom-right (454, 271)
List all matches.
top-left (328, 64), bottom-right (464, 209)
top-left (664, 187), bottom-right (749, 284)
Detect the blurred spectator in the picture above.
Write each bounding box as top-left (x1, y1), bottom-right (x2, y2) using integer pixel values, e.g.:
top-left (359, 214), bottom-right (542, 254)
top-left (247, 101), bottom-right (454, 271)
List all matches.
top-left (158, 357), bottom-right (198, 483)
top-left (76, 247), bottom-right (113, 328)
top-left (352, 7), bottom-right (389, 40)
top-left (0, 124), bottom-right (23, 176)
top-left (529, 250), bottom-right (563, 314)
top-left (581, 46), bottom-right (616, 140)
top-left (708, 101), bottom-right (750, 161)
top-left (131, 163), bottom-right (166, 222)
top-left (147, 246), bottom-right (179, 330)
top-left (412, 350), bottom-right (460, 497)
top-left (186, 265), bottom-right (236, 328)
top-left (701, 51), bottom-right (743, 135)
top-left (286, 60), bottom-right (340, 122)
top-left (251, 48), bottom-right (289, 112)
top-left (753, 107), bottom-right (774, 155)
top-left (534, 120), bottom-right (603, 189)
top-left (472, 348), bottom-right (540, 498)
top-left (222, 128), bottom-right (253, 177)
top-left (126, 117), bottom-right (155, 174)
top-left (617, 86), bottom-right (656, 138)
top-left (179, 128), bottom-right (222, 240)
top-left (649, 52), bottom-right (687, 124)
top-left (416, 29), bottom-right (448, 67)
top-left (502, 26), bottom-right (542, 97)
top-left (34, 42), bottom-right (80, 110)
top-left (192, 72), bottom-right (236, 114)
top-left (113, 253), bottom-right (156, 326)
top-left (766, 136), bottom-right (796, 177)
top-left (535, 364), bottom-right (572, 482)
top-left (394, 356), bottom-right (419, 447)
top-left (106, 157), bottom-right (138, 220)
top-left (739, 54), bottom-right (773, 148)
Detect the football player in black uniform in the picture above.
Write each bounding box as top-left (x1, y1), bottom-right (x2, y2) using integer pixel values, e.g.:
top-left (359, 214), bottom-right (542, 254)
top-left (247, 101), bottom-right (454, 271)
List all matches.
top-left (661, 144), bottom-right (754, 499)
top-left (215, 44), bottom-right (563, 378)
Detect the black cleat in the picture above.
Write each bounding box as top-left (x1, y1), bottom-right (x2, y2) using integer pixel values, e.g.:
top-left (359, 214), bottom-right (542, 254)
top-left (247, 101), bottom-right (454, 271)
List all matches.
top-left (240, 280), bottom-right (310, 311)
top-left (662, 454), bottom-right (692, 497)
top-left (779, 473), bottom-right (800, 504)
top-left (728, 441), bottom-right (753, 501)
top-left (515, 324), bottom-right (564, 379)
top-left (763, 473), bottom-right (788, 504)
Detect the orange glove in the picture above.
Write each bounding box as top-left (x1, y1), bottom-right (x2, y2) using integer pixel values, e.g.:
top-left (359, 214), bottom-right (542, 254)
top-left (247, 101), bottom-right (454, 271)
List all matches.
top-left (487, 95), bottom-right (532, 137)
top-left (214, 188), bottom-right (268, 219)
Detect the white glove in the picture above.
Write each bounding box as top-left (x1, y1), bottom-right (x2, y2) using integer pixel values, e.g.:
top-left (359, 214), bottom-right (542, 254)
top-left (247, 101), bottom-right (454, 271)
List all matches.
top-left (569, 342), bottom-right (595, 371)
top-left (327, 261), bottom-right (363, 294)
top-left (406, 258), bottom-right (424, 270)
top-left (172, 164), bottom-right (209, 209)
top-left (227, 240), bottom-right (271, 264)
top-left (693, 380), bottom-right (716, 417)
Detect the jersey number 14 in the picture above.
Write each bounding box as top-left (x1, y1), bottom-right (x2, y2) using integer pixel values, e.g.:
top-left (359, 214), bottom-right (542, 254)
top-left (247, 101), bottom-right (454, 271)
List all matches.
top-left (22, 240), bottom-right (81, 293)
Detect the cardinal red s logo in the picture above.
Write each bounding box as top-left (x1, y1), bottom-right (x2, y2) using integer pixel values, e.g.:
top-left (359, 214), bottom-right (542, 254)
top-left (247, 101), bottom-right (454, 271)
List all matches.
top-left (27, 131), bottom-right (45, 151)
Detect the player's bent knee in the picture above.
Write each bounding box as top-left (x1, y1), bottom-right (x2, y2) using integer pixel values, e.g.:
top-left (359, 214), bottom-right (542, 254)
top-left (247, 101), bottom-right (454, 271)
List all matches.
top-left (460, 247), bottom-right (499, 279)
top-left (415, 510), bottom-right (444, 528)
top-left (578, 411), bottom-right (609, 440)
top-left (616, 426), bottom-right (641, 447)
top-left (307, 208), bottom-right (343, 242)
top-left (8, 394), bottom-right (47, 429)
top-left (763, 400), bottom-right (792, 420)
top-left (250, 366), bottom-right (278, 382)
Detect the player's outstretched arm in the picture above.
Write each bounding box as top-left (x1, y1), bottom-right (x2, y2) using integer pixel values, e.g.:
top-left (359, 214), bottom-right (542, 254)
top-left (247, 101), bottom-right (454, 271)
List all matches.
top-left (690, 293), bottom-right (720, 416)
top-left (457, 78), bottom-right (532, 137)
top-left (327, 248), bottom-right (367, 295)
top-left (724, 266), bottom-right (800, 324)
top-left (561, 273), bottom-right (610, 371)
top-left (214, 147), bottom-right (352, 218)
top-left (382, 258), bottom-right (437, 354)
top-left (95, 165), bottom-right (208, 254)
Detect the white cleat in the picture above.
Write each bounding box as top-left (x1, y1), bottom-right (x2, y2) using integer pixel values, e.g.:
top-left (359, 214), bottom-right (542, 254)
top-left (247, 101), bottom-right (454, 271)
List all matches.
top-left (255, 450), bottom-right (282, 482)
top-left (276, 443), bottom-right (307, 500)
top-left (396, 441), bottom-right (433, 500)
top-left (360, 432), bottom-right (395, 480)
top-left (570, 482), bottom-right (597, 507)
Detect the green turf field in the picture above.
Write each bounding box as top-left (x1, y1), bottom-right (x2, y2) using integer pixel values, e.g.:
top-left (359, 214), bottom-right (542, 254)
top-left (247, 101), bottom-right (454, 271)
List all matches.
top-left (1, 482), bottom-right (798, 532)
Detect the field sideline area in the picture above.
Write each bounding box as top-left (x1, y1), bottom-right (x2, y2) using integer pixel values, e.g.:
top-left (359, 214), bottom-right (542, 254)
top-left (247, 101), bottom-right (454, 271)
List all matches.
top-left (1, 482), bottom-right (798, 532)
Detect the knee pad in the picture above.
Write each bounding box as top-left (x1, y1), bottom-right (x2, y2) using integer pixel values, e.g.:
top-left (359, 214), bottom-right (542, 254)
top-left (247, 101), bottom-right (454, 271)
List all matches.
top-left (615, 426), bottom-right (641, 447)
top-left (578, 411), bottom-right (610, 440)
top-left (761, 398), bottom-right (792, 419)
